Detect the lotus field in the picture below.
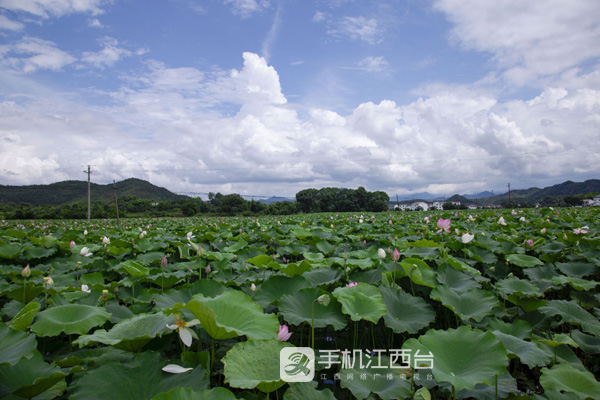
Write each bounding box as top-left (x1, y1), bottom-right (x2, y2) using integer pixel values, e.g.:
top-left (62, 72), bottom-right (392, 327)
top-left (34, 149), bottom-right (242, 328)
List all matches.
top-left (1, 207), bottom-right (599, 400)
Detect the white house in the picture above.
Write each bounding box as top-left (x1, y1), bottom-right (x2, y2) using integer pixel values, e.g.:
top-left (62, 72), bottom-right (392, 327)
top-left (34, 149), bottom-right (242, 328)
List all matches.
top-left (583, 195), bottom-right (600, 207)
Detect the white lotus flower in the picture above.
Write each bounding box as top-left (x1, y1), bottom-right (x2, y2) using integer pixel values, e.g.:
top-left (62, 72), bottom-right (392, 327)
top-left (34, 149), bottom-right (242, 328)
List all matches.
top-left (166, 313), bottom-right (200, 347)
top-left (378, 248), bottom-right (386, 259)
top-left (102, 236), bottom-right (110, 245)
top-left (162, 364), bottom-right (193, 374)
top-left (250, 283), bottom-right (257, 292)
top-left (83, 229), bottom-right (88, 235)
top-left (461, 233), bottom-right (474, 243)
top-left (498, 217), bottom-right (507, 226)
top-left (80, 247), bottom-right (93, 257)
top-left (81, 284), bottom-right (91, 293)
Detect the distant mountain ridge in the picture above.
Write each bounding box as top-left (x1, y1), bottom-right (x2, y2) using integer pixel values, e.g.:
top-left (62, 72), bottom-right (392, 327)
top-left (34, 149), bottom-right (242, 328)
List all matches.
top-left (0, 178), bottom-right (187, 206)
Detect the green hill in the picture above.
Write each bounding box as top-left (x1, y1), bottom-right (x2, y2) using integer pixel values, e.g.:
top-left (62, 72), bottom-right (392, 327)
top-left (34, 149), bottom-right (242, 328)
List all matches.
top-left (0, 178), bottom-right (188, 205)
top-left (484, 179), bottom-right (600, 205)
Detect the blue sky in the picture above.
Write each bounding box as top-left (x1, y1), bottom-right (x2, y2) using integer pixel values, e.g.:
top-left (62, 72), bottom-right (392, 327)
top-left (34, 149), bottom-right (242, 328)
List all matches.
top-left (1, 0), bottom-right (599, 199)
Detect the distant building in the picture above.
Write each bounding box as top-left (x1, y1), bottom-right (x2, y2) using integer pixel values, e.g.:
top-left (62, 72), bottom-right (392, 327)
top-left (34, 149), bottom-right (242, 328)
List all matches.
top-left (583, 195), bottom-right (600, 207)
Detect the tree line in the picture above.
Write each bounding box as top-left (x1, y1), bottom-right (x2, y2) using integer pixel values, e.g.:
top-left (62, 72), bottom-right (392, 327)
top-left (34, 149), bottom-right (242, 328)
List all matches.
top-left (0, 186), bottom-right (390, 219)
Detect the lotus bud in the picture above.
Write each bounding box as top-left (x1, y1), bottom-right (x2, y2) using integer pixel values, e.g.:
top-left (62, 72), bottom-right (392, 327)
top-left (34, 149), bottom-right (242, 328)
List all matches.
top-left (205, 264), bottom-right (211, 274)
top-left (197, 246), bottom-right (202, 257)
top-left (22, 264), bottom-right (30, 278)
top-left (343, 253), bottom-right (348, 261)
top-left (69, 240), bottom-right (76, 248)
top-left (317, 294), bottom-right (330, 307)
top-left (541, 227), bottom-right (547, 234)
top-left (272, 254), bottom-right (276, 261)
top-left (378, 248), bottom-right (386, 259)
top-left (161, 255), bottom-right (168, 269)
top-left (392, 248), bottom-right (400, 262)
top-left (83, 229), bottom-right (88, 235)
top-left (250, 283), bottom-right (257, 292)
top-left (346, 282), bottom-right (358, 287)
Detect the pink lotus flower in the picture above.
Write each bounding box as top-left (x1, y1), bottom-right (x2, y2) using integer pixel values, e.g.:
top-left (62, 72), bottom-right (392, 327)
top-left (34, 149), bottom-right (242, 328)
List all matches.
top-left (278, 325), bottom-right (293, 341)
top-left (69, 240), bottom-right (76, 248)
top-left (436, 218), bottom-right (451, 234)
top-left (525, 239), bottom-right (534, 247)
top-left (346, 282), bottom-right (358, 287)
top-left (573, 227), bottom-right (588, 235)
top-left (391, 248), bottom-right (400, 262)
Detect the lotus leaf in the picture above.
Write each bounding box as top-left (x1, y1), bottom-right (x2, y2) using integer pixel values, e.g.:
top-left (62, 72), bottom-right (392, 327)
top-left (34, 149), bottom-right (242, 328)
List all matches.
top-left (222, 339), bottom-right (292, 393)
top-left (279, 288), bottom-right (347, 330)
top-left (74, 312), bottom-right (172, 352)
top-left (0, 322), bottom-right (38, 366)
top-left (69, 351), bottom-right (209, 400)
top-left (540, 363), bottom-right (600, 399)
top-left (283, 382), bottom-right (336, 400)
top-left (411, 326), bottom-right (509, 392)
top-left (183, 289), bottom-right (280, 340)
top-left (332, 283), bottom-right (387, 323)
top-left (31, 304), bottom-right (111, 337)
top-left (430, 285), bottom-right (500, 322)
top-left (379, 286), bottom-right (435, 334)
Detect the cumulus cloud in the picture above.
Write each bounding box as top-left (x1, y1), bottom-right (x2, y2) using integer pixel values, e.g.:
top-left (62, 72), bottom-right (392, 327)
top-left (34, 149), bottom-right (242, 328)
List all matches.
top-left (0, 0), bottom-right (107, 18)
top-left (433, 0), bottom-right (600, 85)
top-left (0, 51), bottom-right (598, 197)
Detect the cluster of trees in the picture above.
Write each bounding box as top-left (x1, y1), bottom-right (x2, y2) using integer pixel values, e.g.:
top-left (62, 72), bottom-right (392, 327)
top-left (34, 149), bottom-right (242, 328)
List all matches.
top-left (296, 187), bottom-right (389, 213)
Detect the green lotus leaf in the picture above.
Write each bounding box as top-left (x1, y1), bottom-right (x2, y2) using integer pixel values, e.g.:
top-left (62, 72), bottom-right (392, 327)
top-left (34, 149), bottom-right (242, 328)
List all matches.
top-left (254, 275), bottom-right (311, 308)
top-left (414, 326), bottom-right (509, 392)
top-left (315, 241), bottom-right (336, 255)
top-left (332, 283), bottom-right (387, 323)
top-left (496, 276), bottom-right (543, 297)
top-left (246, 255), bottom-right (272, 268)
top-left (151, 387), bottom-right (237, 400)
top-left (120, 260), bottom-right (149, 277)
top-left (339, 355), bottom-right (412, 400)
top-left (69, 351), bottom-right (209, 400)
top-left (539, 300), bottom-right (600, 337)
top-left (0, 353), bottom-right (66, 399)
top-left (302, 268), bottom-right (343, 286)
top-left (505, 254), bottom-right (543, 268)
top-left (290, 226), bottom-right (311, 240)
top-left (222, 339), bottom-right (293, 393)
top-left (0, 322), bottom-right (38, 366)
top-left (551, 276), bottom-right (599, 291)
top-left (379, 286), bottom-right (435, 334)
top-left (8, 301), bottom-right (40, 332)
top-left (486, 318), bottom-right (532, 339)
top-left (555, 262), bottom-right (596, 278)
top-left (414, 387), bottom-right (432, 400)
top-left (403, 246), bottom-right (438, 260)
top-left (436, 265), bottom-right (480, 293)
top-left (430, 285), bottom-right (500, 322)
top-left (5, 284), bottom-right (44, 304)
top-left (0, 243), bottom-right (22, 259)
top-left (283, 382), bottom-right (336, 400)
top-left (25, 247), bottom-right (56, 259)
top-left (399, 258), bottom-right (437, 287)
top-left (278, 261), bottom-right (312, 277)
top-left (491, 331), bottom-right (552, 368)
top-left (31, 304), bottom-right (111, 337)
top-left (571, 330), bottom-right (600, 355)
top-left (346, 258), bottom-right (374, 270)
top-left (540, 363), bottom-right (600, 399)
top-left (74, 312), bottom-right (172, 352)
top-left (279, 288), bottom-right (347, 330)
top-left (183, 290), bottom-right (279, 340)
top-left (456, 371), bottom-right (518, 400)
top-left (445, 255), bottom-right (481, 276)
top-left (303, 252), bottom-right (325, 262)
top-left (537, 333), bottom-right (579, 348)
top-left (153, 280), bottom-right (228, 313)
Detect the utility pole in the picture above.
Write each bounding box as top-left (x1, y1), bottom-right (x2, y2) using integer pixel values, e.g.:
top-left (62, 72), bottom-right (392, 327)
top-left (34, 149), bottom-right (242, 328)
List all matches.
top-left (508, 183), bottom-right (511, 205)
top-left (396, 194), bottom-right (399, 208)
top-left (84, 165), bottom-right (91, 222)
top-left (113, 180), bottom-right (120, 227)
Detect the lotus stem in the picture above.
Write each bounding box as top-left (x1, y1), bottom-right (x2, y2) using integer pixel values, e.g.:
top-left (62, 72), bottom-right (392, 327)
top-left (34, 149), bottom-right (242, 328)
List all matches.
top-left (23, 279), bottom-right (26, 304)
top-left (495, 374), bottom-right (498, 400)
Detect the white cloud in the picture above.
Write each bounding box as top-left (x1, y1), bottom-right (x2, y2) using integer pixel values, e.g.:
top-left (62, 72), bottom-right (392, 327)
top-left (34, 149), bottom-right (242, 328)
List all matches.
top-left (0, 0), bottom-right (107, 18)
top-left (223, 0), bottom-right (269, 18)
top-left (7, 37), bottom-right (76, 73)
top-left (81, 37), bottom-right (139, 68)
top-left (434, 0), bottom-right (600, 85)
top-left (328, 16), bottom-right (383, 44)
top-left (0, 14), bottom-right (24, 30)
top-left (1, 51), bottom-right (599, 197)
top-left (87, 18), bottom-right (103, 28)
top-left (312, 11), bottom-right (325, 23)
top-left (355, 56), bottom-right (389, 72)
